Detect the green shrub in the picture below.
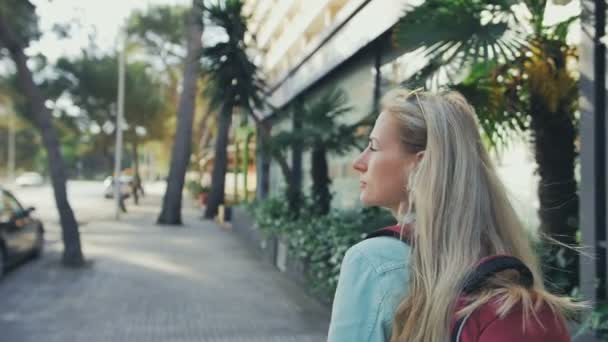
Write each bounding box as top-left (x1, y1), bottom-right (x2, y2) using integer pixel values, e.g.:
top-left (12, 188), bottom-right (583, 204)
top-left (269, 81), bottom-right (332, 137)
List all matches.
top-left (249, 197), bottom-right (395, 297)
top-left (185, 180), bottom-right (210, 199)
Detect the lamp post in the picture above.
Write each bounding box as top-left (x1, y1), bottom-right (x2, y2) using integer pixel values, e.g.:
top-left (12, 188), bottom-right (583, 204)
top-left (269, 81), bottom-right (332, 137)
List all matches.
top-left (0, 104), bottom-right (14, 182)
top-left (114, 30), bottom-right (126, 220)
top-left (8, 109), bottom-right (14, 182)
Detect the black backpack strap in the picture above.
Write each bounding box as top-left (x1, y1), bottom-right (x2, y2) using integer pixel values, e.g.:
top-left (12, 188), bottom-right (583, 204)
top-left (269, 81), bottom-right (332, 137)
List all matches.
top-left (462, 255), bottom-right (534, 294)
top-left (365, 225), bottom-right (410, 243)
top-left (450, 255), bottom-right (534, 342)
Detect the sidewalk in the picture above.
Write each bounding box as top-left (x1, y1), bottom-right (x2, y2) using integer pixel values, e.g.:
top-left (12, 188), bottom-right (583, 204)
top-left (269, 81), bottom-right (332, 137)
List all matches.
top-left (0, 190), bottom-right (330, 342)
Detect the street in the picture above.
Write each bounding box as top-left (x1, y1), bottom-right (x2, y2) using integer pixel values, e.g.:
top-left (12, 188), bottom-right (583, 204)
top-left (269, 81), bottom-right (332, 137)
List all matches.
top-left (0, 181), bottom-right (330, 342)
top-left (4, 180), bottom-right (116, 225)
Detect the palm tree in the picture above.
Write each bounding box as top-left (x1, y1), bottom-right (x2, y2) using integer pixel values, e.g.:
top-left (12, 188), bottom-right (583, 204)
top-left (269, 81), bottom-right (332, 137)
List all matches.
top-left (263, 89), bottom-right (368, 215)
top-left (394, 0), bottom-right (580, 292)
top-left (301, 89), bottom-right (363, 215)
top-left (259, 101), bottom-right (307, 215)
top-left (202, 0), bottom-right (266, 219)
top-left (0, 0), bottom-right (85, 266)
top-left (157, 0), bottom-right (204, 225)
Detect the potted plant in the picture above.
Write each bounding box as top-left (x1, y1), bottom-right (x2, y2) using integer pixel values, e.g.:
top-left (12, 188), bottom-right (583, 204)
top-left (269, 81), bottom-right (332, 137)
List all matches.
top-left (186, 180), bottom-right (210, 207)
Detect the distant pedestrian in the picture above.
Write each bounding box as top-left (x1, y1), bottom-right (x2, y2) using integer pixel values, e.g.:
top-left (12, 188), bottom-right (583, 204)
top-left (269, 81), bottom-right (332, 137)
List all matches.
top-left (119, 191), bottom-right (127, 213)
top-left (327, 88), bottom-right (583, 342)
top-left (131, 174), bottom-right (144, 205)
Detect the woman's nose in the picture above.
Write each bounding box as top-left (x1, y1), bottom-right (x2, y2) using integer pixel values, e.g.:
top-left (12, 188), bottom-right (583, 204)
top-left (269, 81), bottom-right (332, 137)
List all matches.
top-left (352, 151), bottom-right (367, 173)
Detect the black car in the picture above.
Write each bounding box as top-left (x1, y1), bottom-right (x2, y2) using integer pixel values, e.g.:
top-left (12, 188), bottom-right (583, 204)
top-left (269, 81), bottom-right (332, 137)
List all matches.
top-left (0, 188), bottom-right (44, 278)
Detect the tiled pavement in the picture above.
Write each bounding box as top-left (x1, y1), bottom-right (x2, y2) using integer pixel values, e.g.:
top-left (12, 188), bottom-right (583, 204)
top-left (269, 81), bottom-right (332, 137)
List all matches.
top-left (0, 190), bottom-right (329, 342)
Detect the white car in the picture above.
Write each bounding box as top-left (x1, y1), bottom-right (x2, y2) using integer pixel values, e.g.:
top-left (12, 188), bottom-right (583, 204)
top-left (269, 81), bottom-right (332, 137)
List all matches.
top-left (15, 172), bottom-right (44, 187)
top-left (103, 176), bottom-right (132, 199)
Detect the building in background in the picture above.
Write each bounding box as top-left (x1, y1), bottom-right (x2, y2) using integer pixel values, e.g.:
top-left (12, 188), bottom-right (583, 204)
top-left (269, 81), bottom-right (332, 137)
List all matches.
top-left (245, 0), bottom-right (539, 215)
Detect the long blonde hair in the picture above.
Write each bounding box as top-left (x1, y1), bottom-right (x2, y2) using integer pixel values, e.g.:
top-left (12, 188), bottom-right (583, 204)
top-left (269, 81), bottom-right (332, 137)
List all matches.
top-left (381, 88), bottom-right (581, 342)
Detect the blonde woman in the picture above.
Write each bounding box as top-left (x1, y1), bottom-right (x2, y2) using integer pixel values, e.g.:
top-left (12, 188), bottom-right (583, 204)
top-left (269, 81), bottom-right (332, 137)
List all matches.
top-left (327, 88), bottom-right (580, 341)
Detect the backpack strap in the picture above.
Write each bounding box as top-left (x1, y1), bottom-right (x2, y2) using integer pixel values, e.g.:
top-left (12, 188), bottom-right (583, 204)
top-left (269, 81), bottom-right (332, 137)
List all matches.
top-left (461, 255), bottom-right (534, 294)
top-left (365, 225), bottom-right (411, 243)
top-left (450, 255), bottom-right (535, 342)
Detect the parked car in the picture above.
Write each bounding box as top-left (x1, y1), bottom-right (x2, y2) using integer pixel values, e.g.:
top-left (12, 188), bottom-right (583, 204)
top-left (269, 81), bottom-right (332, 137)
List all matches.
top-left (103, 175), bottom-right (132, 199)
top-left (0, 188), bottom-right (44, 279)
top-left (15, 172), bottom-right (44, 187)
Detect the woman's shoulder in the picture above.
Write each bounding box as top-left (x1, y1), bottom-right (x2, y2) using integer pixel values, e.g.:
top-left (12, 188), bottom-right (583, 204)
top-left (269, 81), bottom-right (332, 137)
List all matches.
top-left (345, 234), bottom-right (410, 275)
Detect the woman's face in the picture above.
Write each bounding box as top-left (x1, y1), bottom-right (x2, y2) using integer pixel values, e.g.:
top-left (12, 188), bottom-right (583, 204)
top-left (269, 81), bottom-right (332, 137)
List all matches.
top-left (352, 111), bottom-right (420, 213)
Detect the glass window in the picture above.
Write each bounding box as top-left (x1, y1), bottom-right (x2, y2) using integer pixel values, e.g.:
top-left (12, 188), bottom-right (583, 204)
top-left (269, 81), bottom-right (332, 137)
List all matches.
top-left (4, 193), bottom-right (22, 213)
top-left (1, 192), bottom-right (22, 222)
top-left (0, 193), bottom-right (10, 223)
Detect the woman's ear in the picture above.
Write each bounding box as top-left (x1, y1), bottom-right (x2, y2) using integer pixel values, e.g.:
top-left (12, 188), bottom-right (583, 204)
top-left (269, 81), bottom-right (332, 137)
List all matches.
top-left (415, 150), bottom-right (425, 163)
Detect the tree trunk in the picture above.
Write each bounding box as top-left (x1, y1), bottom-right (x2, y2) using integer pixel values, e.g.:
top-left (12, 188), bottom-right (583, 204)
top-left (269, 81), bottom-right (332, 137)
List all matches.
top-left (311, 144), bottom-right (332, 215)
top-left (0, 19), bottom-right (84, 266)
top-left (256, 121), bottom-right (271, 200)
top-left (530, 96), bottom-right (579, 294)
top-left (289, 112), bottom-right (303, 215)
top-left (157, 0), bottom-right (203, 225)
top-left (243, 132), bottom-right (253, 202)
top-left (204, 99), bottom-right (233, 219)
top-left (103, 142), bottom-right (113, 175)
top-left (198, 111), bottom-right (213, 156)
top-left (197, 112), bottom-right (214, 178)
top-left (234, 139), bottom-right (240, 203)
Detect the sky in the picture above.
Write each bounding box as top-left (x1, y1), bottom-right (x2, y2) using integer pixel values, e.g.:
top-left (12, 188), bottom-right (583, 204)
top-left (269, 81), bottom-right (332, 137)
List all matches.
top-left (29, 0), bottom-right (190, 62)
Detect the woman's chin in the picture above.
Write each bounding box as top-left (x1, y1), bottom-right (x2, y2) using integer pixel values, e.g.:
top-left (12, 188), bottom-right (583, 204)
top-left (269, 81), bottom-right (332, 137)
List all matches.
top-left (359, 193), bottom-right (374, 207)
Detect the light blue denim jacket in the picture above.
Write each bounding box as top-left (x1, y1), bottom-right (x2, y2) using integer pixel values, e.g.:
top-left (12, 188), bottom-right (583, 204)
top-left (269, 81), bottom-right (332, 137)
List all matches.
top-left (327, 236), bottom-right (411, 342)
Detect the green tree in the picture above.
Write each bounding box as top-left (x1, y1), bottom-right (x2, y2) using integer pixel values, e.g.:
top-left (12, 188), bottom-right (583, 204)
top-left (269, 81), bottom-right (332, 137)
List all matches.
top-left (302, 89), bottom-right (362, 215)
top-left (123, 63), bottom-right (167, 203)
top-left (261, 102), bottom-right (307, 215)
top-left (126, 4), bottom-right (189, 107)
top-left (264, 90), bottom-right (368, 215)
top-left (157, 0), bottom-right (204, 225)
top-left (54, 55), bottom-right (168, 184)
top-left (127, 3), bottom-right (215, 180)
top-left (202, 0), bottom-right (266, 219)
top-left (395, 0), bottom-right (580, 291)
top-left (0, 0), bottom-right (84, 266)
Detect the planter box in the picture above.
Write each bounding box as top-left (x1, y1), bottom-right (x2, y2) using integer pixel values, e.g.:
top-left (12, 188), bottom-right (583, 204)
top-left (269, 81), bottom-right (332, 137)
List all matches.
top-left (276, 239), bottom-right (288, 272)
top-left (232, 206), bottom-right (276, 265)
top-left (231, 206), bottom-right (331, 306)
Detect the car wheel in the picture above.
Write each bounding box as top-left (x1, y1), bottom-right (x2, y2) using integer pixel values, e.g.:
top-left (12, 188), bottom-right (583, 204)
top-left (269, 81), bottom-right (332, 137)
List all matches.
top-left (32, 228), bottom-right (44, 259)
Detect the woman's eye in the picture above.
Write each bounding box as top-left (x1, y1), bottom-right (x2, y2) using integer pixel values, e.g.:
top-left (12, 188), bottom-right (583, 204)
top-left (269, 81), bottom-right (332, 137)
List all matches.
top-left (367, 139), bottom-right (378, 152)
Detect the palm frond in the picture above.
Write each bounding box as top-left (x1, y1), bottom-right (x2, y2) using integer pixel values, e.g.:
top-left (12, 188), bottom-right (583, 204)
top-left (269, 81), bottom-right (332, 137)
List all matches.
top-left (201, 0), bottom-right (266, 115)
top-left (452, 61), bottom-right (526, 149)
top-left (394, 0), bottom-right (527, 86)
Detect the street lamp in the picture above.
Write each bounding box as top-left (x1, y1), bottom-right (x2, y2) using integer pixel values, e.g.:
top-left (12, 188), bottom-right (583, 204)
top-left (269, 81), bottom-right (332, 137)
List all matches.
top-left (114, 30), bottom-right (126, 220)
top-left (9, 109), bottom-right (14, 182)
